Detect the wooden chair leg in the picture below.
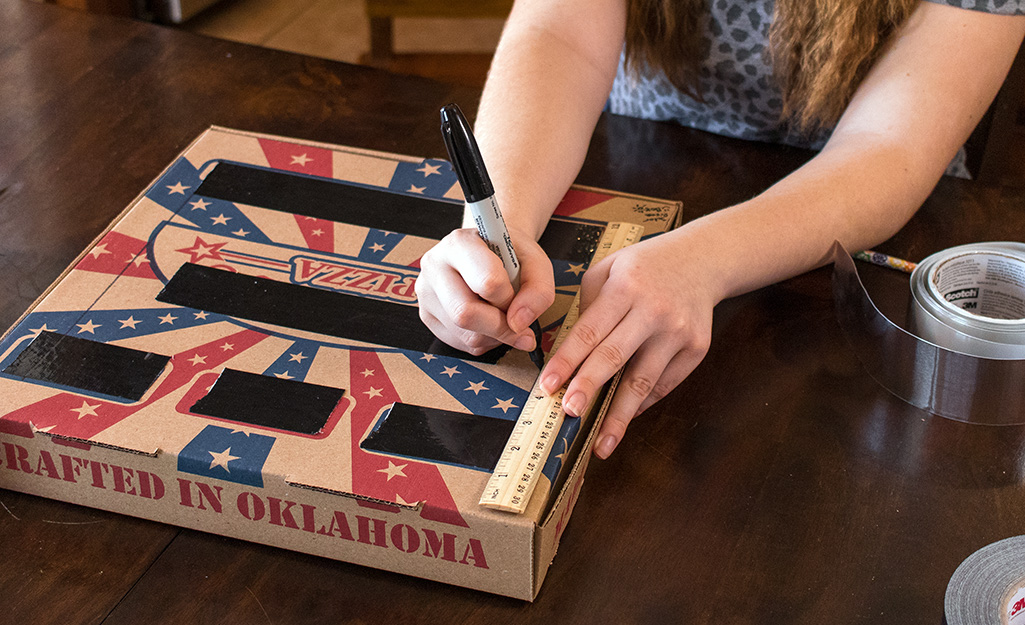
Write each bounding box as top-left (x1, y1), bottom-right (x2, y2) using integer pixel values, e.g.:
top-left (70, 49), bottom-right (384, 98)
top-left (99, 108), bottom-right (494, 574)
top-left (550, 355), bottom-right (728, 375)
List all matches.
top-left (368, 16), bottom-right (394, 62)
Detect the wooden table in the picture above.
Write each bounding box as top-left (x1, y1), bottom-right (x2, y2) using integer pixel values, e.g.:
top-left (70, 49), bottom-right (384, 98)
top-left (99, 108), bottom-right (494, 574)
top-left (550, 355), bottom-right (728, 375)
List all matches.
top-left (3, 2), bottom-right (1025, 623)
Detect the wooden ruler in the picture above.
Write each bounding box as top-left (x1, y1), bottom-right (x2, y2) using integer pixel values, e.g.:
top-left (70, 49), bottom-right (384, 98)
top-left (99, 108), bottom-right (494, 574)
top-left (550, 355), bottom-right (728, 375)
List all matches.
top-left (479, 222), bottom-right (644, 513)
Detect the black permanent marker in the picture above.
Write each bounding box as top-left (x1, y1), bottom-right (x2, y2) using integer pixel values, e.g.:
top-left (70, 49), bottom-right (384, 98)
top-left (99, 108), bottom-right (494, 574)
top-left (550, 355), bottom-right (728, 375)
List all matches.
top-left (440, 103), bottom-right (546, 370)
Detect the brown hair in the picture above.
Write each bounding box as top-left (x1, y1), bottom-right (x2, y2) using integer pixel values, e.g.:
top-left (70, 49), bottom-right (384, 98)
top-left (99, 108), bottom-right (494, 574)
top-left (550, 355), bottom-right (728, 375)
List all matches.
top-left (624, 0), bottom-right (919, 132)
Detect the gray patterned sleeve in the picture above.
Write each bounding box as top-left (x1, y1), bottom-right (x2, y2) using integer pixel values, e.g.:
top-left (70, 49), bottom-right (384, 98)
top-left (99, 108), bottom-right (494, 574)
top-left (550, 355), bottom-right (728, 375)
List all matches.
top-left (927, 0), bottom-right (1025, 14)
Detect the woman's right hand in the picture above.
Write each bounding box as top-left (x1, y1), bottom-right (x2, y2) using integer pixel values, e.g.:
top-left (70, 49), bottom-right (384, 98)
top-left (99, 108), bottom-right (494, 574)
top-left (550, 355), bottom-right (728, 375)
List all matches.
top-left (415, 227), bottom-right (555, 356)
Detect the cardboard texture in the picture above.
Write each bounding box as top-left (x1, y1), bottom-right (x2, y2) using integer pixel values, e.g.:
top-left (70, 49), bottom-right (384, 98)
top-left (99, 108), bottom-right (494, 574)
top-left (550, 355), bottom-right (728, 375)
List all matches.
top-left (0, 127), bottom-right (681, 600)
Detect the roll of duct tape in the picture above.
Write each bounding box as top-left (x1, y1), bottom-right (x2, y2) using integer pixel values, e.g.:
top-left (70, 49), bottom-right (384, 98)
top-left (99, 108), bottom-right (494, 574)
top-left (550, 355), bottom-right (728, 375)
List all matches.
top-left (832, 242), bottom-right (1025, 425)
top-left (945, 536), bottom-right (1025, 625)
top-left (909, 242), bottom-right (1025, 359)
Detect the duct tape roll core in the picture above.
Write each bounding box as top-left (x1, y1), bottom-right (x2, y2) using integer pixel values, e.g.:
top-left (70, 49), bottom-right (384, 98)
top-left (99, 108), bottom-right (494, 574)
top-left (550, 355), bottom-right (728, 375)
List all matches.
top-left (832, 241), bottom-right (1025, 425)
top-left (945, 536), bottom-right (1025, 625)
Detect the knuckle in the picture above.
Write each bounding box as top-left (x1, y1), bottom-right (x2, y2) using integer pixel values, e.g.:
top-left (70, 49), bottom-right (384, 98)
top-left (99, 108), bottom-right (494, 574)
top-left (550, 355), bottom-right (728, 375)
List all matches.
top-left (418, 247), bottom-right (439, 271)
top-left (690, 331), bottom-right (711, 356)
top-left (463, 334), bottom-right (490, 352)
top-left (624, 374), bottom-right (655, 399)
top-left (572, 321), bottom-right (603, 349)
top-left (476, 273), bottom-right (507, 300)
top-left (448, 300), bottom-right (476, 329)
top-left (648, 379), bottom-right (674, 403)
top-left (593, 342), bottom-right (627, 369)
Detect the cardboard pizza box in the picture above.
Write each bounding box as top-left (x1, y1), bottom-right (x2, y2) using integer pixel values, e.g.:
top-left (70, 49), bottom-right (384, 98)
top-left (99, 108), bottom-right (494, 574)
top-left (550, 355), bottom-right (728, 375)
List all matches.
top-left (0, 127), bottom-right (681, 600)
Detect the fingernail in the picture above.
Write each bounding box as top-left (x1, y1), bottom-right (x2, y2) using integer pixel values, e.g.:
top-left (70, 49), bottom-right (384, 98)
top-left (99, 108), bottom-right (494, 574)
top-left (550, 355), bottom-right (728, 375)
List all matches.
top-left (513, 334), bottom-right (535, 351)
top-left (509, 308), bottom-right (534, 333)
top-left (564, 391), bottom-right (584, 416)
top-left (596, 435), bottom-right (618, 459)
top-left (541, 374), bottom-right (560, 394)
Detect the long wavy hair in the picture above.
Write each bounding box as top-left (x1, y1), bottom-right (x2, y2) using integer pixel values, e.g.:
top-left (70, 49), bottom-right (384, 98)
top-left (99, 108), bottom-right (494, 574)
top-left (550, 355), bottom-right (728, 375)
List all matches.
top-left (624, 0), bottom-right (919, 131)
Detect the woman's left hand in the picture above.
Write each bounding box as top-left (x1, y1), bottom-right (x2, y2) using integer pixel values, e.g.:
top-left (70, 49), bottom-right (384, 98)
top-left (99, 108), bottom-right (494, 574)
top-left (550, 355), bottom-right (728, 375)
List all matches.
top-left (538, 229), bottom-right (722, 459)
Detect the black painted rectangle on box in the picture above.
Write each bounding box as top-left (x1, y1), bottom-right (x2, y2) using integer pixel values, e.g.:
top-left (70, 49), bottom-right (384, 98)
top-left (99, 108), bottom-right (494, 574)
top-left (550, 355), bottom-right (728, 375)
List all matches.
top-left (2, 331), bottom-right (169, 402)
top-left (538, 220), bottom-right (605, 264)
top-left (156, 263), bottom-right (505, 363)
top-left (189, 368), bottom-right (345, 435)
top-left (196, 162), bottom-right (462, 240)
top-left (361, 403), bottom-right (516, 471)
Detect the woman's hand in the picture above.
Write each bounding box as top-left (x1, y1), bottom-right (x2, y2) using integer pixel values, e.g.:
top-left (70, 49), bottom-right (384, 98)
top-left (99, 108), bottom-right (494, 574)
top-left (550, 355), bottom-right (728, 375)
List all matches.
top-left (539, 230), bottom-right (721, 459)
top-left (415, 227), bottom-right (555, 356)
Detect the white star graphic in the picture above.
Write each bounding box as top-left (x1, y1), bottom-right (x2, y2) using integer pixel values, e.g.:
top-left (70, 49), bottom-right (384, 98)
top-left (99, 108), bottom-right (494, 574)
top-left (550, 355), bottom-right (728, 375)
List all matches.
top-left (407, 185), bottom-right (426, 194)
top-left (128, 252), bottom-right (150, 268)
top-left (361, 368), bottom-right (375, 377)
top-left (492, 398), bottom-right (519, 413)
top-left (70, 401), bottom-right (100, 419)
top-left (208, 447), bottom-right (240, 471)
top-left (441, 366), bottom-right (460, 378)
top-left (118, 316), bottom-right (141, 329)
top-left (219, 342), bottom-right (234, 351)
top-left (29, 324), bottom-right (54, 336)
top-left (566, 263), bottom-right (586, 276)
top-left (188, 353), bottom-right (207, 366)
top-left (158, 313), bottom-right (177, 325)
top-left (89, 243), bottom-right (112, 259)
top-left (189, 198), bottom-right (210, 211)
top-left (310, 228), bottom-right (324, 236)
top-left (76, 319), bottom-right (101, 334)
top-left (416, 162), bottom-right (442, 177)
top-left (364, 387), bottom-right (383, 399)
top-left (555, 437), bottom-right (570, 464)
top-left (420, 354), bottom-right (437, 362)
top-left (167, 181), bottom-right (190, 195)
top-left (290, 153), bottom-right (313, 166)
top-left (274, 371), bottom-right (294, 380)
top-left (194, 311), bottom-right (209, 320)
top-left (465, 381), bottom-right (489, 395)
top-left (395, 494), bottom-right (418, 507)
top-left (369, 243), bottom-right (385, 253)
top-left (211, 213), bottom-right (231, 226)
top-left (232, 228), bottom-right (250, 237)
top-left (288, 352), bottom-right (307, 363)
top-left (377, 461), bottom-right (408, 481)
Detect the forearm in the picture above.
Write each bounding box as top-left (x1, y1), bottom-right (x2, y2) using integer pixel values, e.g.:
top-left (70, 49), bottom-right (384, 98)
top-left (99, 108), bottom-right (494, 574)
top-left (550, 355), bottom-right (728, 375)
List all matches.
top-left (471, 0), bottom-right (626, 241)
top-left (680, 2), bottom-right (1025, 304)
top-left (675, 137), bottom-right (937, 304)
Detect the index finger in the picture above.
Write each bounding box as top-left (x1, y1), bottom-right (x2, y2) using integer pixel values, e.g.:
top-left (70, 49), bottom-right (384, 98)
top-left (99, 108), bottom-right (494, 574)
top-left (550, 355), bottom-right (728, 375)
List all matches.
top-left (538, 285), bottom-right (629, 397)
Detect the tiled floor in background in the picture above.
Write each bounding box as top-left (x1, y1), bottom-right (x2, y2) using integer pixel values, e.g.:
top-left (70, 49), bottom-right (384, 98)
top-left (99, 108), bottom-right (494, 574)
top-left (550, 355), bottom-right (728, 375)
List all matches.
top-left (182, 0), bottom-right (504, 66)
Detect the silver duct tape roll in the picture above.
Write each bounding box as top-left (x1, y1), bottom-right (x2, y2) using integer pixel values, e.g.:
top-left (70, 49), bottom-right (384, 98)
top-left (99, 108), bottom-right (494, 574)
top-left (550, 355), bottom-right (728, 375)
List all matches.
top-left (832, 242), bottom-right (1025, 425)
top-left (910, 242), bottom-right (1025, 359)
top-left (945, 536), bottom-right (1025, 625)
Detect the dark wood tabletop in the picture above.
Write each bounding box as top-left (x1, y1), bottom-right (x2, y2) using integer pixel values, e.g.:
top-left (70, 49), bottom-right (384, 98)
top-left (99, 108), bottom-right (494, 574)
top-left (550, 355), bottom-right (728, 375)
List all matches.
top-left (3, 2), bottom-right (1025, 623)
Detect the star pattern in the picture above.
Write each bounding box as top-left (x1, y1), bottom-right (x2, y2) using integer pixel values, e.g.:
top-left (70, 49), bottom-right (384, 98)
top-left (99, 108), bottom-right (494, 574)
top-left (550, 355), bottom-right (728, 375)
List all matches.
top-left (290, 153), bottom-right (313, 166)
top-left (76, 319), bottom-right (101, 334)
top-left (464, 381), bottom-right (489, 395)
top-left (492, 398), bottom-right (519, 413)
top-left (89, 244), bottom-right (112, 259)
top-left (208, 447), bottom-right (240, 471)
top-left (118, 316), bottom-right (141, 329)
top-left (70, 401), bottom-right (100, 420)
top-left (377, 461), bottom-right (408, 481)
top-left (416, 162), bottom-right (442, 177)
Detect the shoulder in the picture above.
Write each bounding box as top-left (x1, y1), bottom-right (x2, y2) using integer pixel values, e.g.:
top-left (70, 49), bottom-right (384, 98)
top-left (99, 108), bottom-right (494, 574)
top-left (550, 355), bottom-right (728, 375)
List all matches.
top-left (924, 0), bottom-right (1025, 15)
